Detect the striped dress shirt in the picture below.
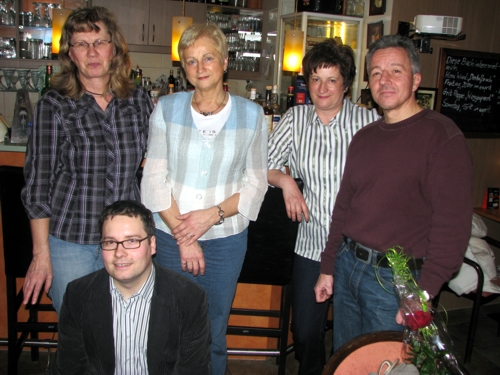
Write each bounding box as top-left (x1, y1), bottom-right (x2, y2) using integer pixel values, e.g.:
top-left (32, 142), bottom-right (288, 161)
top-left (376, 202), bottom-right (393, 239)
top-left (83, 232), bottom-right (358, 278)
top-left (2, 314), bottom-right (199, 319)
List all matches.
top-left (110, 266), bottom-right (155, 375)
top-left (268, 98), bottom-right (380, 261)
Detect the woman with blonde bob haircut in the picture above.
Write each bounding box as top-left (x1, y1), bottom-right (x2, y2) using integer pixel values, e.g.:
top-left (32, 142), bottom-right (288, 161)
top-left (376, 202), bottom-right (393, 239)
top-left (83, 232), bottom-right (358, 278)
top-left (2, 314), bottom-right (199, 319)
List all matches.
top-left (21, 6), bottom-right (152, 316)
top-left (141, 22), bottom-right (268, 375)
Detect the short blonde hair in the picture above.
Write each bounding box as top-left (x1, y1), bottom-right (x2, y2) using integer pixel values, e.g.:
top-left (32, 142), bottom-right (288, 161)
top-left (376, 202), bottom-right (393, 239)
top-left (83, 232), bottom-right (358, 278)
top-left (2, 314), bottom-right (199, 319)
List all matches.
top-left (178, 23), bottom-right (228, 68)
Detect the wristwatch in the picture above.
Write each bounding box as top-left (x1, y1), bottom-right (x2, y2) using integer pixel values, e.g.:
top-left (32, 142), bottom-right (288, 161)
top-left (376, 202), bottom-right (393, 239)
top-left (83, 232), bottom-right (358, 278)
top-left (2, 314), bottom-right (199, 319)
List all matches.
top-left (215, 204), bottom-right (224, 225)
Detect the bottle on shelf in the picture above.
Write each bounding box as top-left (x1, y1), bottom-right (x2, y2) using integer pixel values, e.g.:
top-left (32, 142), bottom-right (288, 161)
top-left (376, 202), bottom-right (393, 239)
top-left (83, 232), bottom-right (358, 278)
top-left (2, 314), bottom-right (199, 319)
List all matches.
top-left (286, 86), bottom-right (294, 110)
top-left (244, 79), bottom-right (252, 99)
top-left (223, 82), bottom-right (229, 92)
top-left (271, 84), bottom-right (281, 130)
top-left (263, 86), bottom-right (273, 133)
top-left (135, 65), bottom-right (142, 86)
top-left (168, 70), bottom-right (175, 87)
top-left (167, 83), bottom-right (175, 95)
top-left (174, 69), bottom-right (184, 92)
top-left (41, 64), bottom-right (53, 96)
top-left (249, 88), bottom-right (257, 103)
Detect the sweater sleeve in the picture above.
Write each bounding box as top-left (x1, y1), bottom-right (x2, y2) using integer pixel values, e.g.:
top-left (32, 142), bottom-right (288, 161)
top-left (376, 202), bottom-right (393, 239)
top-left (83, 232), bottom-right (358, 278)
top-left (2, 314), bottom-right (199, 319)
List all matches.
top-left (417, 135), bottom-right (474, 297)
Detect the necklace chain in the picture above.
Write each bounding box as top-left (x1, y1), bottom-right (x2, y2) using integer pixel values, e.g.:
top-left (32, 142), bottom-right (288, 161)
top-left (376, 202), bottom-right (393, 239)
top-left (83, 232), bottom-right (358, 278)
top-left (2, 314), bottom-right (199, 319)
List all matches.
top-left (193, 92), bottom-right (227, 116)
top-left (85, 88), bottom-right (112, 96)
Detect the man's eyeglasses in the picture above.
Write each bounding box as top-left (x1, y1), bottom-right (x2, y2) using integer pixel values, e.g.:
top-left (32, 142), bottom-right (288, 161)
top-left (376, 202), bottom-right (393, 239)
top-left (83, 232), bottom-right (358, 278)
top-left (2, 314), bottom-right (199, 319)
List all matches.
top-left (100, 236), bottom-right (150, 251)
top-left (69, 40), bottom-right (112, 51)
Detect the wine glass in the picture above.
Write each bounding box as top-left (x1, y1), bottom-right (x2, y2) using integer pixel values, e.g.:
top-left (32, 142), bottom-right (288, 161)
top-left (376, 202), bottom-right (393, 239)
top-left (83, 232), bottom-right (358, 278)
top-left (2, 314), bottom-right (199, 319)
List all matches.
top-left (30, 69), bottom-right (41, 91)
top-left (0, 69), bottom-right (7, 91)
top-left (32, 2), bottom-right (42, 27)
top-left (17, 69), bottom-right (31, 89)
top-left (3, 68), bottom-right (17, 90)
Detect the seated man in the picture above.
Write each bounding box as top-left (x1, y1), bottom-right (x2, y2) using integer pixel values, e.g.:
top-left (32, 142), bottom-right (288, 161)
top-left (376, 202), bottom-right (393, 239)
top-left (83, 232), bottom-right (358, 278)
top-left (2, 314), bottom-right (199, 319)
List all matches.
top-left (52, 200), bottom-right (211, 375)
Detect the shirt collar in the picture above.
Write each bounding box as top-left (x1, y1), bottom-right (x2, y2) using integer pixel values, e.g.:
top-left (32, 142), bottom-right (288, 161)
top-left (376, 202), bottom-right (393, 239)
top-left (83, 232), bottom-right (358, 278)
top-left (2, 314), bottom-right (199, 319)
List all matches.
top-left (308, 97), bottom-right (352, 128)
top-left (109, 264), bottom-right (156, 303)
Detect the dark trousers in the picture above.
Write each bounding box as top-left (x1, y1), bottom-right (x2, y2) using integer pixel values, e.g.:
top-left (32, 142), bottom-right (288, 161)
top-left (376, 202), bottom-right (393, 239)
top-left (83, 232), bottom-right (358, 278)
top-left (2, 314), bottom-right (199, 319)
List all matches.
top-left (291, 254), bottom-right (330, 375)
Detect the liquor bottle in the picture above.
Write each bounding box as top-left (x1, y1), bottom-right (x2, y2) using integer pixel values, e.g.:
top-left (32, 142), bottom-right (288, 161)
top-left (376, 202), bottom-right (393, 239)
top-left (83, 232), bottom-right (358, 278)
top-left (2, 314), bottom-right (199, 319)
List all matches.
top-left (263, 86), bottom-right (273, 133)
top-left (249, 88), bottom-right (257, 102)
top-left (168, 70), bottom-right (175, 87)
top-left (11, 89), bottom-right (31, 143)
top-left (135, 65), bottom-right (142, 86)
top-left (223, 82), bottom-right (228, 92)
top-left (174, 69), bottom-right (184, 92)
top-left (41, 64), bottom-right (52, 96)
top-left (271, 85), bottom-right (282, 130)
top-left (167, 83), bottom-right (175, 95)
top-left (286, 86), bottom-right (294, 110)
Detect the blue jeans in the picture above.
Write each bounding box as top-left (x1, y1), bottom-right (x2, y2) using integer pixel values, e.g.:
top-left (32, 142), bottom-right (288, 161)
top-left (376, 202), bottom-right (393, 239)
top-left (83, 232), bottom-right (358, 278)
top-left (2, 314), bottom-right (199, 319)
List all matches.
top-left (49, 235), bottom-right (104, 315)
top-left (154, 229), bottom-right (248, 375)
top-left (333, 241), bottom-right (420, 351)
top-left (292, 254), bottom-right (330, 375)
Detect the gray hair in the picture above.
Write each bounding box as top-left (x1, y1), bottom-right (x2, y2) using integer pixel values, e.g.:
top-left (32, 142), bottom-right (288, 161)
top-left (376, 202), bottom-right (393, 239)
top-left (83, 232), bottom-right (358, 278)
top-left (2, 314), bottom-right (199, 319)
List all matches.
top-left (366, 34), bottom-right (420, 75)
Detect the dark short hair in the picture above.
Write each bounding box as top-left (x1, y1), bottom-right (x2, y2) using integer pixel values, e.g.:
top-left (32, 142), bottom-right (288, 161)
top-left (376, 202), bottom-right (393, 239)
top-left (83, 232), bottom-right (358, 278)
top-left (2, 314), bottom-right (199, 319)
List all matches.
top-left (366, 34), bottom-right (420, 75)
top-left (99, 200), bottom-right (155, 238)
top-left (302, 39), bottom-right (356, 91)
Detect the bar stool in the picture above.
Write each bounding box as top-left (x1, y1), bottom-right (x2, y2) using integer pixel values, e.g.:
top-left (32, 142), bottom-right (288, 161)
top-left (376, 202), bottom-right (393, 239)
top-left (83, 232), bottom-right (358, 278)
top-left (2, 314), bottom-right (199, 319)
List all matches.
top-left (0, 166), bottom-right (58, 375)
top-left (226, 179), bottom-right (302, 375)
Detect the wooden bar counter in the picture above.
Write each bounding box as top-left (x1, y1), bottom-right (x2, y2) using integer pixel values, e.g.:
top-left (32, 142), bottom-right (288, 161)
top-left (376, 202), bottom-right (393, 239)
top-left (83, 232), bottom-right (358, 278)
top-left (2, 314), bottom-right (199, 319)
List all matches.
top-left (0, 146), bottom-right (290, 355)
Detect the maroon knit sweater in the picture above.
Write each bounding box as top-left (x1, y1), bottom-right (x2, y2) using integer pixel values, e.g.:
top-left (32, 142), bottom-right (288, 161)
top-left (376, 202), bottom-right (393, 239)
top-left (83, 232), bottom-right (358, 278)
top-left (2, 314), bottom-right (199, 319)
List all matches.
top-left (320, 109), bottom-right (474, 297)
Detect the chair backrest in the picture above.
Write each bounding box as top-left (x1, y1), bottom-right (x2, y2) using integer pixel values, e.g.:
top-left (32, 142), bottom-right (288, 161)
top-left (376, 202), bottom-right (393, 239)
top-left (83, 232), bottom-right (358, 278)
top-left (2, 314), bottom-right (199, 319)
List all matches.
top-left (0, 166), bottom-right (33, 278)
top-left (322, 331), bottom-right (405, 375)
top-left (237, 179), bottom-right (303, 286)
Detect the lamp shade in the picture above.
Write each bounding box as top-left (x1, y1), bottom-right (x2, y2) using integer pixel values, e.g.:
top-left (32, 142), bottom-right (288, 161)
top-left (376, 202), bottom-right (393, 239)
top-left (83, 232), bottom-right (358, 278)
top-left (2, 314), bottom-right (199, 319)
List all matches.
top-left (283, 30), bottom-right (304, 72)
top-left (52, 8), bottom-right (72, 54)
top-left (172, 16), bottom-right (193, 61)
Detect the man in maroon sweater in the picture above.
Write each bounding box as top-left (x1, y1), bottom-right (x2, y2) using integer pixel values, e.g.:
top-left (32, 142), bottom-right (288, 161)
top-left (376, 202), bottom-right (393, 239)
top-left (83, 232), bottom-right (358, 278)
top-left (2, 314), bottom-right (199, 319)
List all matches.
top-left (314, 35), bottom-right (474, 351)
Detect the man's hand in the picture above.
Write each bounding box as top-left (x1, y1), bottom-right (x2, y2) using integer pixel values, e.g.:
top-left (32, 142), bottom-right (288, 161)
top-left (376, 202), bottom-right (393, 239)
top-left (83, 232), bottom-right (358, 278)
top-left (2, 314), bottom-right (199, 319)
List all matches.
top-left (314, 273), bottom-right (334, 303)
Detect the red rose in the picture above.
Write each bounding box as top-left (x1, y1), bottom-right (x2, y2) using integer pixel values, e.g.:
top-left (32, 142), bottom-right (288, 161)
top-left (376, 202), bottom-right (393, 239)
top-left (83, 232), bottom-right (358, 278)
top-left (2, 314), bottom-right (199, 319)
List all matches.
top-left (406, 310), bottom-right (433, 330)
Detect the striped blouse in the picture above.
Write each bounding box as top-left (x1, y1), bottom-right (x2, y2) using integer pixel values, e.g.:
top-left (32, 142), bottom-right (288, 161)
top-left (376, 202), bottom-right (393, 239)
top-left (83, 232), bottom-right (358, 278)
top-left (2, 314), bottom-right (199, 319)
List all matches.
top-left (268, 98), bottom-right (380, 261)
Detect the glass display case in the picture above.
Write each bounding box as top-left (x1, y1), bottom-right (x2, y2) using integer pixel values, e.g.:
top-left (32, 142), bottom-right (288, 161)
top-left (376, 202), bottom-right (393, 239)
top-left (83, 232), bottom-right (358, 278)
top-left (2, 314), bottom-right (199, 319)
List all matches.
top-left (206, 3), bottom-right (274, 81)
top-left (274, 11), bottom-right (363, 105)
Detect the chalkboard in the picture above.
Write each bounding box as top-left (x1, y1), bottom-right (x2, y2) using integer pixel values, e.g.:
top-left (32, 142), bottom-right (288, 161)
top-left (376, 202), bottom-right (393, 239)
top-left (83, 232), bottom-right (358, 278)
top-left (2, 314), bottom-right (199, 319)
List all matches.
top-left (436, 48), bottom-right (500, 137)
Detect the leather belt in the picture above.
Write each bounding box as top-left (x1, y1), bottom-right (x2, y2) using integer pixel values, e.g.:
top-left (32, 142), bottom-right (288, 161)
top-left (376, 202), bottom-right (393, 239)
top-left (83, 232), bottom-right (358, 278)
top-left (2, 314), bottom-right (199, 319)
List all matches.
top-left (343, 237), bottom-right (423, 270)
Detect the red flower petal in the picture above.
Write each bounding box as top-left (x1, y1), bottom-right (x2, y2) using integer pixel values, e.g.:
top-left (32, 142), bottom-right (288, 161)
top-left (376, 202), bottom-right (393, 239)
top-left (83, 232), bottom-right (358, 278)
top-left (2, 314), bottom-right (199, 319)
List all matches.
top-left (407, 310), bottom-right (433, 330)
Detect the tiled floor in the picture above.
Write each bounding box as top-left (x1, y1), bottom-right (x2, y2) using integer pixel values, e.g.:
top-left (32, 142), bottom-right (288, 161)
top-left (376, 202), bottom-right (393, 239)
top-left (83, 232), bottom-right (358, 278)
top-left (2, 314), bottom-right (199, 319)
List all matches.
top-left (1, 304), bottom-right (499, 374)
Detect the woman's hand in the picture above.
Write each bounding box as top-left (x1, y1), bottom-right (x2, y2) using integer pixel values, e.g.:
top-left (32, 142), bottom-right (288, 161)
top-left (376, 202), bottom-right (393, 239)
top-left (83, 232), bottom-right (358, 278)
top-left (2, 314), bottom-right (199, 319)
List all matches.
top-left (279, 174), bottom-right (310, 222)
top-left (172, 208), bottom-right (218, 246)
top-left (179, 241), bottom-right (205, 276)
top-left (22, 250), bottom-right (53, 306)
top-left (314, 273), bottom-right (333, 303)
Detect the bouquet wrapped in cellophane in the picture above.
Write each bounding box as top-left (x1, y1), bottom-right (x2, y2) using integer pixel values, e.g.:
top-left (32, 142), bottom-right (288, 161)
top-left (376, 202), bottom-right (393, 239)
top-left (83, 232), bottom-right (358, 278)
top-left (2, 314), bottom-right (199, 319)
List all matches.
top-left (385, 246), bottom-right (467, 375)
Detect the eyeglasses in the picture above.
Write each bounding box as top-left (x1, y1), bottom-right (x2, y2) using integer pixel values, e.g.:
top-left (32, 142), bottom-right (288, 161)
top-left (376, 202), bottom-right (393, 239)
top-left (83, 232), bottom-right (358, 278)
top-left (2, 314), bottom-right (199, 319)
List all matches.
top-left (100, 236), bottom-right (150, 251)
top-left (69, 39), bottom-right (112, 51)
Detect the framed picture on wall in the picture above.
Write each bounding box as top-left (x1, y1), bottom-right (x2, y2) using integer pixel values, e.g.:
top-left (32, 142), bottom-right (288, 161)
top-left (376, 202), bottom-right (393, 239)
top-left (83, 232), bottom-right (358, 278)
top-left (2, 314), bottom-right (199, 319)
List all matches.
top-left (416, 87), bottom-right (438, 110)
top-left (367, 21), bottom-right (384, 48)
top-left (369, 0), bottom-right (386, 16)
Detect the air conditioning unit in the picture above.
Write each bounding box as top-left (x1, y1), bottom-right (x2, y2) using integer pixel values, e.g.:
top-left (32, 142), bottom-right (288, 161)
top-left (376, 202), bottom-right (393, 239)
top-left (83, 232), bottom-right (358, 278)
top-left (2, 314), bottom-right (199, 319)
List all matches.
top-left (414, 15), bottom-right (463, 36)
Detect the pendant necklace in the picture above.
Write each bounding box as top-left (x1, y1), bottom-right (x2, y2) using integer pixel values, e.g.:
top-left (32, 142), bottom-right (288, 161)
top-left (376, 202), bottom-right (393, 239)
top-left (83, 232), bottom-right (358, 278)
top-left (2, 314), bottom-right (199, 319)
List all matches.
top-left (193, 92), bottom-right (227, 116)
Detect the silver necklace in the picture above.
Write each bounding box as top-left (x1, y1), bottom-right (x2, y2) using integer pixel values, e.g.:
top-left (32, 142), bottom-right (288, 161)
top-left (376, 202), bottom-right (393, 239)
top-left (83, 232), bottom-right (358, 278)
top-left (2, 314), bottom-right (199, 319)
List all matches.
top-left (85, 88), bottom-right (112, 96)
top-left (193, 92), bottom-right (227, 116)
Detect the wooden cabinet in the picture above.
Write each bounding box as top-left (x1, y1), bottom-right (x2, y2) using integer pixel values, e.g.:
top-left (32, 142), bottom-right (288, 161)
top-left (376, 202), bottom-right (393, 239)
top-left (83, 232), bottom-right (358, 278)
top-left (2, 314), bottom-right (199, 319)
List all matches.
top-left (93, 0), bottom-right (206, 51)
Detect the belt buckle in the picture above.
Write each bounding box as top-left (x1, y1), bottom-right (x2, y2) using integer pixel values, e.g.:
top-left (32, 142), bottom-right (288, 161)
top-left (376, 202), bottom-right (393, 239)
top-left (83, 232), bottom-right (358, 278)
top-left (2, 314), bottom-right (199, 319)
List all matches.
top-left (355, 244), bottom-right (372, 264)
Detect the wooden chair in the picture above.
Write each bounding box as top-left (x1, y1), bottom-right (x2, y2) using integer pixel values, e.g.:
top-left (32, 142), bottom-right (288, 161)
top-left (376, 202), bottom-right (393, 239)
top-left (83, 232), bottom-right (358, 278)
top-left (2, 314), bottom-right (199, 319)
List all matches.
top-left (432, 256), bottom-right (500, 363)
top-left (321, 331), bottom-right (405, 375)
top-left (0, 166), bottom-right (58, 375)
top-left (226, 180), bottom-right (302, 375)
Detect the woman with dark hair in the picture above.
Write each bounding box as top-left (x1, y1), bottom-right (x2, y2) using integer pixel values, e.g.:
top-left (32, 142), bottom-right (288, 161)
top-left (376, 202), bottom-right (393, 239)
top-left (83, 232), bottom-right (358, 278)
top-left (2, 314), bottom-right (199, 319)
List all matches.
top-left (141, 22), bottom-right (268, 375)
top-left (267, 39), bottom-right (380, 374)
top-left (21, 6), bottom-right (152, 315)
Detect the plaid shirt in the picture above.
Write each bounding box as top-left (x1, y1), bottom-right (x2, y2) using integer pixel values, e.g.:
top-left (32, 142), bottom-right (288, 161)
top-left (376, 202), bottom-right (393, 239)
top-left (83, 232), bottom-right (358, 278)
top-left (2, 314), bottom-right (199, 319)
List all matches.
top-left (22, 87), bottom-right (152, 244)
